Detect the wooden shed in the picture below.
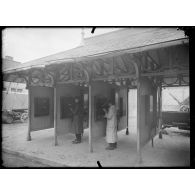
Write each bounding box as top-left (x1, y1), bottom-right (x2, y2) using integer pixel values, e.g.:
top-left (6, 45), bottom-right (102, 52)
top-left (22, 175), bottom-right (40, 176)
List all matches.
top-left (3, 28), bottom-right (189, 162)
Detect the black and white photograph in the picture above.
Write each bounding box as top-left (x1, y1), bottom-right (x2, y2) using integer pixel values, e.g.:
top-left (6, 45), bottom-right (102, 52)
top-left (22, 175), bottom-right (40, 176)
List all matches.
top-left (1, 27), bottom-right (190, 168)
top-left (1, 1), bottom-right (195, 194)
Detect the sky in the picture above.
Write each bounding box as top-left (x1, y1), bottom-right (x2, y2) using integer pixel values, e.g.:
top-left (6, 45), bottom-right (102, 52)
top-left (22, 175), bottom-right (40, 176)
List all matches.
top-left (2, 27), bottom-right (120, 63)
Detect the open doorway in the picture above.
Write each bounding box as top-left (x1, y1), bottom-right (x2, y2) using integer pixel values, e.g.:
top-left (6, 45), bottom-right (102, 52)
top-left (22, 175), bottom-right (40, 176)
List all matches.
top-left (128, 89), bottom-right (137, 135)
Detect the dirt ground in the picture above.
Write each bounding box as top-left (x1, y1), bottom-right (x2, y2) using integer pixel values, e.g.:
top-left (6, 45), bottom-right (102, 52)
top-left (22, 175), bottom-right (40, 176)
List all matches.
top-left (2, 152), bottom-right (50, 167)
top-left (2, 122), bottom-right (190, 167)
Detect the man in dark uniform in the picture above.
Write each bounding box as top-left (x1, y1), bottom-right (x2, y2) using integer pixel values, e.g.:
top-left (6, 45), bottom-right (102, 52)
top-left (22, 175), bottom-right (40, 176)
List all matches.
top-left (70, 97), bottom-right (84, 144)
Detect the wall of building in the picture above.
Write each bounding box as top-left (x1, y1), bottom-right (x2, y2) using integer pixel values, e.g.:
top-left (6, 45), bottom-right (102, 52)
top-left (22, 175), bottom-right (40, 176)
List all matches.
top-left (2, 92), bottom-right (28, 110)
top-left (56, 84), bottom-right (81, 135)
top-left (3, 81), bottom-right (28, 110)
top-left (55, 82), bottom-right (127, 139)
top-left (117, 87), bottom-right (128, 131)
top-left (139, 77), bottom-right (157, 147)
top-left (3, 57), bottom-right (21, 71)
top-left (30, 86), bottom-right (54, 131)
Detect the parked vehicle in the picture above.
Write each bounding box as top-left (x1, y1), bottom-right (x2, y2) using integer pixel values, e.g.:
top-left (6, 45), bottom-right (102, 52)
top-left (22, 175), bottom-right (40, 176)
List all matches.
top-left (2, 109), bottom-right (28, 124)
top-left (2, 81), bottom-right (28, 124)
top-left (161, 91), bottom-right (190, 130)
top-left (162, 111), bottom-right (190, 130)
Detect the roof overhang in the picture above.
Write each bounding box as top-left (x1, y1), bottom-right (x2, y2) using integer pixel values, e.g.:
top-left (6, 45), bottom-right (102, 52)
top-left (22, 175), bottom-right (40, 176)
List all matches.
top-left (3, 38), bottom-right (188, 75)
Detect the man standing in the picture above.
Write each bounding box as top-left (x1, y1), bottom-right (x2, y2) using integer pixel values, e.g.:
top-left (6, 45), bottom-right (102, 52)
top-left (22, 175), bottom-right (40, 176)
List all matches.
top-left (70, 97), bottom-right (83, 144)
top-left (103, 101), bottom-right (117, 150)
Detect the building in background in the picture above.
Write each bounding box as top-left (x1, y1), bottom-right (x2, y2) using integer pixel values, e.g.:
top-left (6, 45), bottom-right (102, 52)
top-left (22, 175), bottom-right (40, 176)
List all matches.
top-left (2, 56), bottom-right (28, 123)
top-left (3, 56), bottom-right (21, 71)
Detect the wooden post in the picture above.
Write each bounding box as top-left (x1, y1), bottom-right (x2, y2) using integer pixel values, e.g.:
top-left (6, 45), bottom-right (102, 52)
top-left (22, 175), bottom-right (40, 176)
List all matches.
top-left (151, 138), bottom-right (154, 147)
top-left (136, 79), bottom-right (142, 164)
top-left (54, 86), bottom-right (58, 146)
top-left (158, 85), bottom-right (163, 139)
top-left (126, 87), bottom-right (129, 135)
top-left (27, 85), bottom-right (31, 141)
top-left (88, 83), bottom-right (93, 153)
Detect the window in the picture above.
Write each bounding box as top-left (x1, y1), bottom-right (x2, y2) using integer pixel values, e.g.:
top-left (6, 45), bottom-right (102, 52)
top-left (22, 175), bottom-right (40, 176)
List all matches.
top-left (17, 89), bottom-right (23, 93)
top-left (34, 97), bottom-right (50, 117)
top-left (94, 96), bottom-right (108, 121)
top-left (60, 97), bottom-right (74, 119)
top-left (11, 88), bottom-right (16, 92)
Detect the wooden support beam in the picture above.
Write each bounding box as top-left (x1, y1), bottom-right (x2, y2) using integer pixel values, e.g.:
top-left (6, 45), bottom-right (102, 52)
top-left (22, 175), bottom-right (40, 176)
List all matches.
top-left (92, 74), bottom-right (136, 81)
top-left (158, 85), bottom-right (163, 139)
top-left (88, 83), bottom-right (93, 153)
top-left (124, 53), bottom-right (137, 74)
top-left (141, 69), bottom-right (189, 77)
top-left (156, 49), bottom-right (162, 68)
top-left (125, 87), bottom-right (129, 135)
top-left (57, 79), bottom-right (86, 84)
top-left (93, 60), bottom-right (102, 75)
top-left (54, 86), bottom-right (58, 146)
top-left (97, 59), bottom-right (110, 75)
top-left (145, 52), bottom-right (160, 68)
top-left (27, 85), bottom-right (31, 141)
top-left (118, 55), bottom-right (128, 72)
top-left (115, 56), bottom-right (128, 73)
top-left (136, 79), bottom-right (142, 164)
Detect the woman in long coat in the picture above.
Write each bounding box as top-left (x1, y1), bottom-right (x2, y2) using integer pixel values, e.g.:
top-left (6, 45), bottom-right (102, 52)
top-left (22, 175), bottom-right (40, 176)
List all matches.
top-left (103, 101), bottom-right (118, 150)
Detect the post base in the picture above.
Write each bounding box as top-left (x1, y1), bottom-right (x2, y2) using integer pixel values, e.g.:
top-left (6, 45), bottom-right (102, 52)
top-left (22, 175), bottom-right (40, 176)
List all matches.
top-left (126, 127), bottom-right (129, 135)
top-left (27, 134), bottom-right (31, 141)
top-left (151, 138), bottom-right (154, 147)
top-left (54, 136), bottom-right (58, 146)
top-left (159, 131), bottom-right (163, 139)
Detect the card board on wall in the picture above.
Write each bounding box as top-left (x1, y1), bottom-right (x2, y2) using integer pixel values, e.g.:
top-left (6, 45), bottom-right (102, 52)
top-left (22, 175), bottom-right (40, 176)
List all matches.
top-left (34, 97), bottom-right (49, 117)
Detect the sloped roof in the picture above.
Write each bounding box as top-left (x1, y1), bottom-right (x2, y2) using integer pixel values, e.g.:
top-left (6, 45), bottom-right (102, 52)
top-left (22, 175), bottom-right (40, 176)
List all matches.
top-left (3, 58), bottom-right (21, 71)
top-left (5, 27), bottom-right (187, 71)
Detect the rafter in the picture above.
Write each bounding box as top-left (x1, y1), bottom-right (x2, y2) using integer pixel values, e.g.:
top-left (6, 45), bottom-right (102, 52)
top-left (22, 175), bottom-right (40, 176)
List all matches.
top-left (120, 55), bottom-right (130, 72)
top-left (93, 60), bottom-right (102, 75)
top-left (145, 52), bottom-right (160, 69)
top-left (115, 56), bottom-right (128, 72)
top-left (97, 58), bottom-right (110, 75)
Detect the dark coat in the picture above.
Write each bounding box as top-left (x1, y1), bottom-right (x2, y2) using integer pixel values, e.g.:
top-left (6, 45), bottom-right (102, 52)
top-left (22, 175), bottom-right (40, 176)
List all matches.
top-left (71, 103), bottom-right (83, 134)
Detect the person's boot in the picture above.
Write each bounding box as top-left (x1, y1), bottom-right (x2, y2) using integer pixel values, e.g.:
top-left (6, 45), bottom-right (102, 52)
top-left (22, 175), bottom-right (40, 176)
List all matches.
top-left (72, 134), bottom-right (77, 143)
top-left (77, 134), bottom-right (81, 143)
top-left (72, 134), bottom-right (81, 144)
top-left (105, 143), bottom-right (115, 150)
top-left (113, 142), bottom-right (117, 148)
